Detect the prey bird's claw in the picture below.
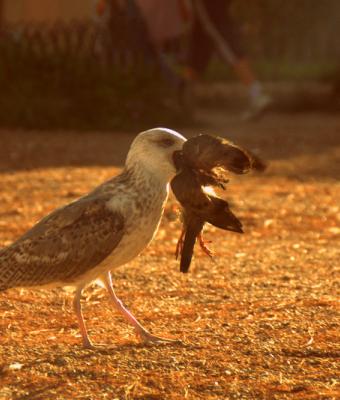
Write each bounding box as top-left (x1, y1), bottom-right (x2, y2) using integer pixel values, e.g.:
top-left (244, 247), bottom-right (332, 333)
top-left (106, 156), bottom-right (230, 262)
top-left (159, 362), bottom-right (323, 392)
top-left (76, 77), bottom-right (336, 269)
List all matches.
top-left (198, 235), bottom-right (214, 258)
top-left (175, 230), bottom-right (185, 259)
top-left (201, 245), bottom-right (214, 258)
top-left (175, 240), bottom-right (182, 260)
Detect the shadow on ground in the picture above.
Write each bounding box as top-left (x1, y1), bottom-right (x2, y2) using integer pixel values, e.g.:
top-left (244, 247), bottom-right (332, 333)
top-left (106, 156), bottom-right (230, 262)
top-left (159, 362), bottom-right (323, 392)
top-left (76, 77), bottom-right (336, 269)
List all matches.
top-left (0, 111), bottom-right (339, 180)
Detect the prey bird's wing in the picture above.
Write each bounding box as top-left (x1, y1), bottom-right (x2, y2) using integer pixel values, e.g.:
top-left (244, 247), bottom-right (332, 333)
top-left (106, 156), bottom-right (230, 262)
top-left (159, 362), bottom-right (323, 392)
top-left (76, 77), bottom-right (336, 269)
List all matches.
top-left (183, 134), bottom-right (267, 175)
top-left (0, 194), bottom-right (124, 290)
top-left (171, 167), bottom-right (212, 213)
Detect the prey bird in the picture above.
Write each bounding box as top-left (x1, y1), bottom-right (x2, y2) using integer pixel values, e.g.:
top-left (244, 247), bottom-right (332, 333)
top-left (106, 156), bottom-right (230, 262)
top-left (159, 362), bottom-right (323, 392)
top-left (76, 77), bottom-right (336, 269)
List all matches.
top-left (182, 134), bottom-right (267, 180)
top-left (171, 134), bottom-right (266, 272)
top-left (171, 151), bottom-right (243, 273)
top-left (0, 128), bottom-right (186, 348)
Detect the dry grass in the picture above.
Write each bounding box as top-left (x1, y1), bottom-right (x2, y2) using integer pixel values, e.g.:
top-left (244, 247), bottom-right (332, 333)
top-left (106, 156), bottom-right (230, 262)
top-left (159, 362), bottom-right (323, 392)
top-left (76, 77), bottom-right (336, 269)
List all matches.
top-left (0, 112), bottom-right (339, 399)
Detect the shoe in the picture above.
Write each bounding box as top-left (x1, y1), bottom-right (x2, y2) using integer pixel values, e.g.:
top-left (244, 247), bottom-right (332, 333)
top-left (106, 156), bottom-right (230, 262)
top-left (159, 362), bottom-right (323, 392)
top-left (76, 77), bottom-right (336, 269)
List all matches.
top-left (242, 93), bottom-right (272, 121)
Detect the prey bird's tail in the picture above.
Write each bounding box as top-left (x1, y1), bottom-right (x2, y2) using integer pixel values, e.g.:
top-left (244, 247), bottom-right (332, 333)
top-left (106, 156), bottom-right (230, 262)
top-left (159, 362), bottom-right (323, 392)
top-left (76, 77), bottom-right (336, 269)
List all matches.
top-left (180, 218), bottom-right (204, 274)
top-left (207, 197), bottom-right (243, 233)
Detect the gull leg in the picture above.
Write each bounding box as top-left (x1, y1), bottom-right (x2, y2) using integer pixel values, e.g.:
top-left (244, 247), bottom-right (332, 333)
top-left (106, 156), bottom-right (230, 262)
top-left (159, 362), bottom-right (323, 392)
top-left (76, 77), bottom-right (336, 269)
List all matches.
top-left (198, 233), bottom-right (213, 258)
top-left (103, 272), bottom-right (180, 344)
top-left (73, 287), bottom-right (94, 349)
top-left (175, 228), bottom-right (185, 259)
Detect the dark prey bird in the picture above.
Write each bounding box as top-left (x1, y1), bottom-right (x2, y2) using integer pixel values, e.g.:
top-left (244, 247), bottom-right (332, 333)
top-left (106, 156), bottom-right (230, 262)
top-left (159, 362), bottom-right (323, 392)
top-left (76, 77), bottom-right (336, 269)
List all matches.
top-left (182, 134), bottom-right (267, 180)
top-left (171, 151), bottom-right (243, 273)
top-left (171, 134), bottom-right (267, 272)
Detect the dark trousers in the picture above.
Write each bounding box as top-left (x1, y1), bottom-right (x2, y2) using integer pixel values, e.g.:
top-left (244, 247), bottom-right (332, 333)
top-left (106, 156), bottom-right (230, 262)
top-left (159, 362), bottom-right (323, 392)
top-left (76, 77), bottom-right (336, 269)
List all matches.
top-left (189, 0), bottom-right (245, 74)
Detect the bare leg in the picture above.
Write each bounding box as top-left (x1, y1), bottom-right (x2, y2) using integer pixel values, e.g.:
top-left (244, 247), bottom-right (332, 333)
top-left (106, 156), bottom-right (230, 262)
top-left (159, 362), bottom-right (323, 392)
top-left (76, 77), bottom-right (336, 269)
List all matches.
top-left (73, 286), bottom-right (93, 349)
top-left (103, 272), bottom-right (179, 344)
top-left (198, 233), bottom-right (213, 257)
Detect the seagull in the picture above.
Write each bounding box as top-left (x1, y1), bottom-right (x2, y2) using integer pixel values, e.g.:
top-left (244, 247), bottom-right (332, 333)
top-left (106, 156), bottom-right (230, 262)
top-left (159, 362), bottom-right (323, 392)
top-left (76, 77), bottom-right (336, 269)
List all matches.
top-left (0, 128), bottom-right (186, 348)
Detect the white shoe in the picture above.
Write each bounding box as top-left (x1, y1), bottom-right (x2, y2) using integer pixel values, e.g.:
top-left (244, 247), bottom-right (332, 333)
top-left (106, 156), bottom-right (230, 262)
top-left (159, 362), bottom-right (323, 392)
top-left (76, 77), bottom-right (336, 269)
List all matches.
top-left (242, 93), bottom-right (272, 121)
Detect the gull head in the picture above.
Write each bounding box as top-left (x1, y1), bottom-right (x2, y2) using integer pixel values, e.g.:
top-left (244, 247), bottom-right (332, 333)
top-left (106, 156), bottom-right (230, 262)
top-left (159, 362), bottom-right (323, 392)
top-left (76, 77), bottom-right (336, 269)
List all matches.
top-left (126, 128), bottom-right (186, 181)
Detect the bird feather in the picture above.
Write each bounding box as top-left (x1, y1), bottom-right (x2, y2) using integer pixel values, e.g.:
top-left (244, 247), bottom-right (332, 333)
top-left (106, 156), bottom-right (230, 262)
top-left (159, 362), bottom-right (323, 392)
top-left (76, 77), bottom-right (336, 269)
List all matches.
top-left (0, 193), bottom-right (124, 290)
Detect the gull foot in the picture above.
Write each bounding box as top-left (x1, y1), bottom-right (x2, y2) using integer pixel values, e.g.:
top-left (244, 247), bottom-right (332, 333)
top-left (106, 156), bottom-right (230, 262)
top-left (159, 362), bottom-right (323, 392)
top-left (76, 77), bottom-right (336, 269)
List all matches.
top-left (138, 330), bottom-right (181, 345)
top-left (82, 340), bottom-right (107, 350)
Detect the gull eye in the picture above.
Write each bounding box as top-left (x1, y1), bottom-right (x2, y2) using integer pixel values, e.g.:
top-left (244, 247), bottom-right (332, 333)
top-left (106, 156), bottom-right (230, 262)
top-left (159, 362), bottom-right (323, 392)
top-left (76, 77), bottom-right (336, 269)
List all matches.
top-left (157, 138), bottom-right (175, 148)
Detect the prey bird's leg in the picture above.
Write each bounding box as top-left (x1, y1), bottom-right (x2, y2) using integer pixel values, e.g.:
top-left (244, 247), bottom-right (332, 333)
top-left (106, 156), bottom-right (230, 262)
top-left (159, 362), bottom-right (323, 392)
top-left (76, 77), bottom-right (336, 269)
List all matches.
top-left (198, 233), bottom-right (213, 258)
top-left (175, 228), bottom-right (185, 259)
top-left (73, 286), bottom-right (93, 349)
top-left (103, 272), bottom-right (180, 344)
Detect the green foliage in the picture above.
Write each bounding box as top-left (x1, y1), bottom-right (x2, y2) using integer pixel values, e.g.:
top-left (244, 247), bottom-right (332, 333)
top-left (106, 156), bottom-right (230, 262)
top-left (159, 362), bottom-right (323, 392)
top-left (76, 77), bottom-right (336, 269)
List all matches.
top-left (231, 0), bottom-right (340, 63)
top-left (0, 43), bottom-right (184, 131)
top-left (207, 59), bottom-right (338, 82)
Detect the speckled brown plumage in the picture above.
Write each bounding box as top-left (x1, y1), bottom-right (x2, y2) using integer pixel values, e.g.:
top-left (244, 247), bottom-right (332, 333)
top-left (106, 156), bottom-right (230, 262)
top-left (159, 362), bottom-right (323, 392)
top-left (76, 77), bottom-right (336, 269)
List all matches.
top-left (0, 192), bottom-right (124, 291)
top-left (0, 128), bottom-right (187, 348)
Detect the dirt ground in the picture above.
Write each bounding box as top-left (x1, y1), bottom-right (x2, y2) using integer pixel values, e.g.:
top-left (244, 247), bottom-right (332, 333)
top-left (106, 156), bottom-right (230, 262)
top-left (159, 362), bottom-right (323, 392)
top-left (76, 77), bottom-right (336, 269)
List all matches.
top-left (0, 110), bottom-right (339, 399)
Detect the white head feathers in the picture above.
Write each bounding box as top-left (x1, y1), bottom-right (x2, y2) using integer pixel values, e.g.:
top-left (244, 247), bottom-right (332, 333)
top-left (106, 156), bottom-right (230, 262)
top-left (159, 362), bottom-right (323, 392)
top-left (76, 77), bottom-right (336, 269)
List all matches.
top-left (126, 127), bottom-right (186, 181)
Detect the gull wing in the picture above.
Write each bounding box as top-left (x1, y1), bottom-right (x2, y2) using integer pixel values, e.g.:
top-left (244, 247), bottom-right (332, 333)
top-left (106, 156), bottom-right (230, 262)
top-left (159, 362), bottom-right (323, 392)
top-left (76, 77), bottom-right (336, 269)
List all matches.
top-left (0, 194), bottom-right (124, 290)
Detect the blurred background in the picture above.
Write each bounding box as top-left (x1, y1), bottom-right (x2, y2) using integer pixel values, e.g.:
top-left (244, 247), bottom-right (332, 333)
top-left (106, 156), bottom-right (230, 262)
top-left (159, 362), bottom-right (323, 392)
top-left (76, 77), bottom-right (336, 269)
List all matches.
top-left (0, 0), bottom-right (339, 131)
top-left (0, 4), bottom-right (339, 398)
